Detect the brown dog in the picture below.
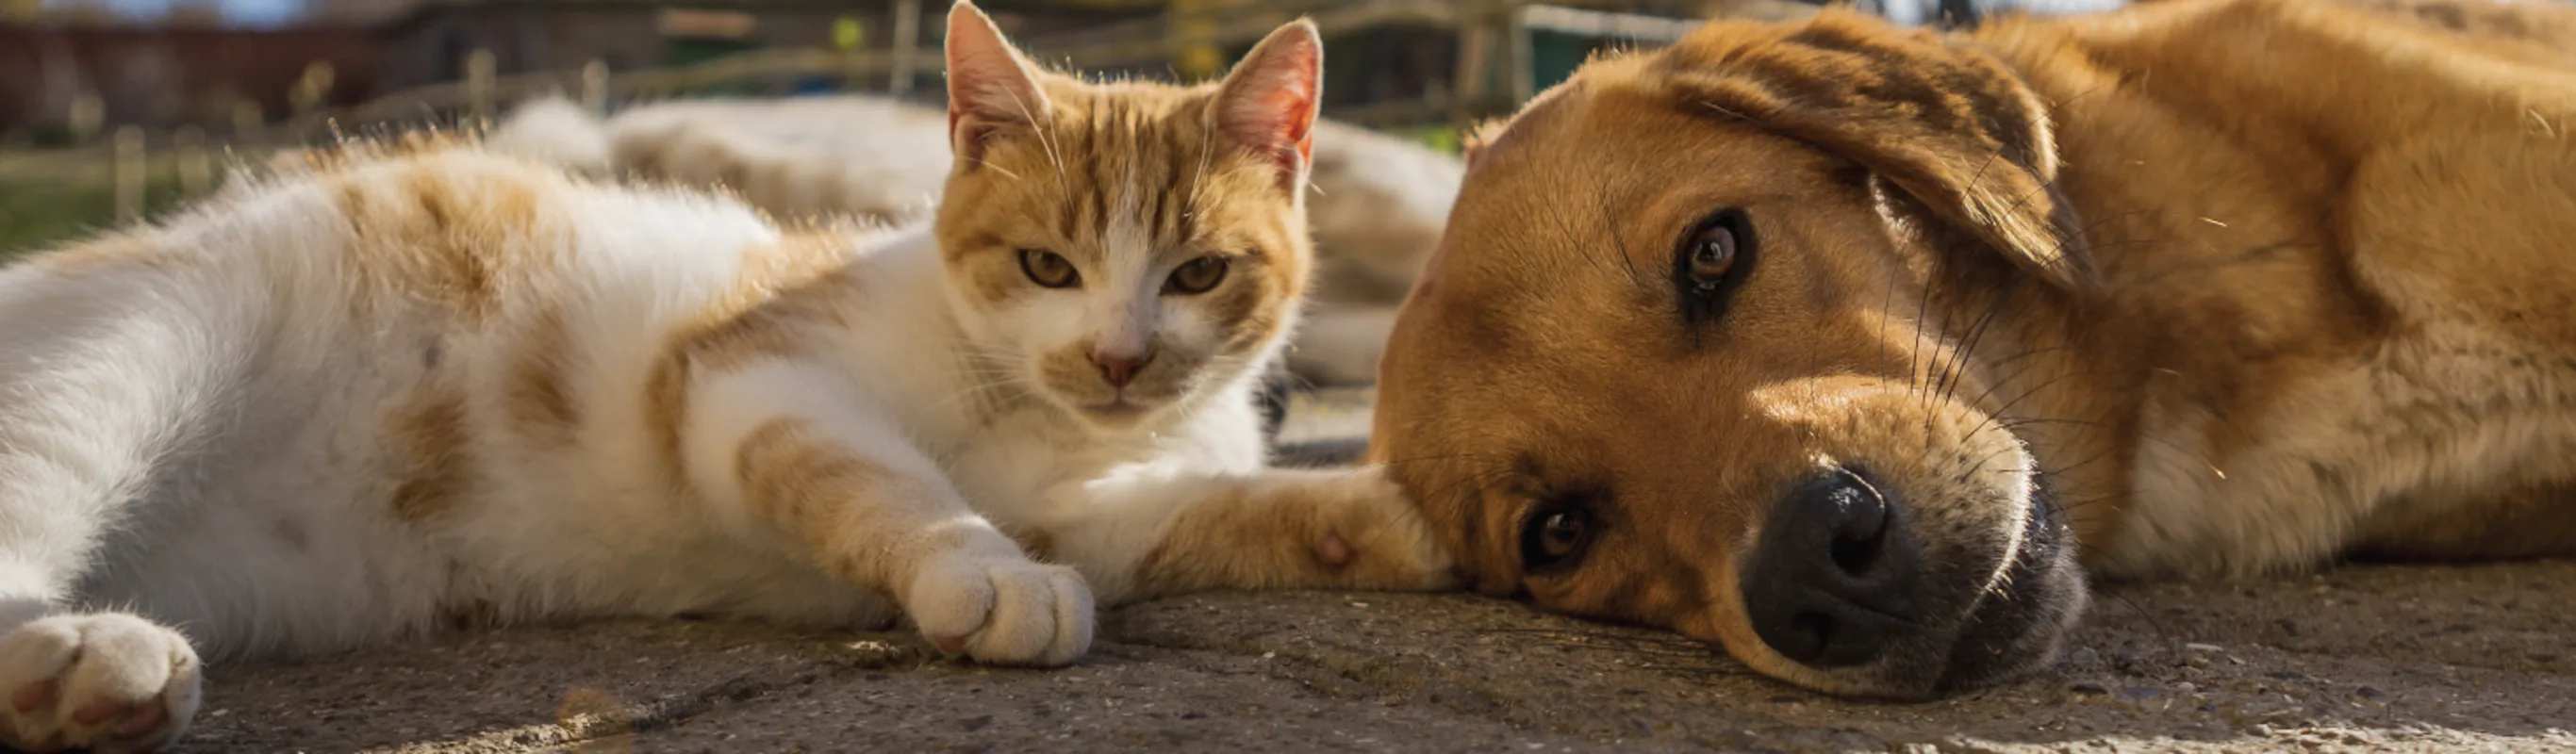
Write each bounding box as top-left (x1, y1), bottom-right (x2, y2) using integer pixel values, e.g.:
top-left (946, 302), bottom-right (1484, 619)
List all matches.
top-left (1371, 0), bottom-right (2576, 698)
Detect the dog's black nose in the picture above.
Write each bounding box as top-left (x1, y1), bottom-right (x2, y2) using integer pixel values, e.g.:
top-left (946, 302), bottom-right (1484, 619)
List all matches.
top-left (1741, 467), bottom-right (1923, 668)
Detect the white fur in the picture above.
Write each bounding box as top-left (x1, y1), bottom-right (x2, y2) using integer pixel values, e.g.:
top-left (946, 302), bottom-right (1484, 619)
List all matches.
top-left (0, 146), bottom-right (1334, 750)
top-left (479, 95), bottom-right (614, 176)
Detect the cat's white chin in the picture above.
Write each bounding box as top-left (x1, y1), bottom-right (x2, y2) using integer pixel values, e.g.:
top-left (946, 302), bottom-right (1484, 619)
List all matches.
top-left (1070, 400), bottom-right (1157, 429)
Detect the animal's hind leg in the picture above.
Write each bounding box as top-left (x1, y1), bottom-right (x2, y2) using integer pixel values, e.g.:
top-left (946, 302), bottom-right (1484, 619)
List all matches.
top-left (0, 276), bottom-right (238, 752)
top-left (2350, 483), bottom-right (2576, 563)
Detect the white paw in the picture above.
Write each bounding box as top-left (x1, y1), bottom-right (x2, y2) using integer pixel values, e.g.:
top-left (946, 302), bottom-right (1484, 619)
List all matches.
top-left (0, 613), bottom-right (201, 754)
top-left (905, 554), bottom-right (1094, 666)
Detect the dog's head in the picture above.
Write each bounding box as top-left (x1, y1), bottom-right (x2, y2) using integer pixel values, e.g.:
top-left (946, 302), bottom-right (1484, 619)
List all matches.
top-left (1373, 9), bottom-right (2092, 699)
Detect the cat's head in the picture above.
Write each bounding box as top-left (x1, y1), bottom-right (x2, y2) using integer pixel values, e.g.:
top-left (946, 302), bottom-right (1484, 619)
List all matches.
top-left (933, 1), bottom-right (1321, 431)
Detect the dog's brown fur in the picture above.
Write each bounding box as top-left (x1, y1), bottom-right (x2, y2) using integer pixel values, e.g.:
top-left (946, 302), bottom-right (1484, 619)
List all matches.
top-left (1372, 0), bottom-right (2576, 698)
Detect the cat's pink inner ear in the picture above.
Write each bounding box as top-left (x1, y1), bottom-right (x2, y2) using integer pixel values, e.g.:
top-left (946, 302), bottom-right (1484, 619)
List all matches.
top-left (1215, 20), bottom-right (1323, 185)
top-left (945, 1), bottom-right (1047, 164)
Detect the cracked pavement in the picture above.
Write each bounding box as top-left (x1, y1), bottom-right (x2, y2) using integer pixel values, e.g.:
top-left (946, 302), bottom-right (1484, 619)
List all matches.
top-left (187, 389), bottom-right (2576, 752)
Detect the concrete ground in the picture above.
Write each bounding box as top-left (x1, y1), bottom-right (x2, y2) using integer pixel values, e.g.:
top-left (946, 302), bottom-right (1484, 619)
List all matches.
top-left (186, 390), bottom-right (2576, 753)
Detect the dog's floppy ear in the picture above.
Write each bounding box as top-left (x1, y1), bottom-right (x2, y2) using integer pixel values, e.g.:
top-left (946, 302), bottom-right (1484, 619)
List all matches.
top-left (1652, 9), bottom-right (2095, 290)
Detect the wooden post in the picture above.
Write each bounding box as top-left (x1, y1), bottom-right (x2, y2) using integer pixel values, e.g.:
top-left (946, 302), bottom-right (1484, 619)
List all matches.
top-left (465, 49), bottom-right (497, 123)
top-left (1503, 5), bottom-right (1536, 105)
top-left (232, 100), bottom-right (263, 139)
top-left (173, 125), bottom-right (211, 196)
top-left (112, 126), bottom-right (145, 224)
top-left (580, 58), bottom-right (611, 115)
top-left (1452, 8), bottom-right (1492, 124)
top-left (888, 0), bottom-right (920, 95)
top-left (289, 60), bottom-right (335, 123)
top-left (66, 91), bottom-right (104, 145)
top-left (1170, 0), bottom-right (1222, 81)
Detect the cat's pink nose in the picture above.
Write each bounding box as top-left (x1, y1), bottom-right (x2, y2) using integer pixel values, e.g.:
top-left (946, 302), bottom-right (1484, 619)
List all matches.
top-left (1094, 350), bottom-right (1151, 387)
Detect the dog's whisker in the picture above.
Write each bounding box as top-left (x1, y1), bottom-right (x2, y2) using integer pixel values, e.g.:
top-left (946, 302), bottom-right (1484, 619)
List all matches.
top-left (1592, 170), bottom-right (1646, 291)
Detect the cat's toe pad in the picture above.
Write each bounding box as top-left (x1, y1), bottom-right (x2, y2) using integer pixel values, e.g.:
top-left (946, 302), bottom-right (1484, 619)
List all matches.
top-left (907, 555), bottom-right (1094, 666)
top-left (0, 613), bottom-right (201, 754)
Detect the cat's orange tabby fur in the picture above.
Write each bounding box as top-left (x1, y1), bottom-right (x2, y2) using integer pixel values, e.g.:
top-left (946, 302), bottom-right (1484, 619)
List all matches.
top-left (0, 5), bottom-right (1452, 752)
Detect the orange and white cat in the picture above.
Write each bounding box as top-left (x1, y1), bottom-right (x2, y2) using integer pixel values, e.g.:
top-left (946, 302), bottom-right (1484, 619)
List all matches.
top-left (483, 87), bottom-right (1465, 390)
top-left (0, 5), bottom-right (1453, 752)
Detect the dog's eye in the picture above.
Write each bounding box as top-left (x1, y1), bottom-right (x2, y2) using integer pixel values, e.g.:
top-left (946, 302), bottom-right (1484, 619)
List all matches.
top-left (1672, 208), bottom-right (1754, 321)
top-left (1689, 221), bottom-right (1738, 287)
top-left (1019, 249), bottom-right (1081, 288)
top-left (1520, 503), bottom-right (1594, 572)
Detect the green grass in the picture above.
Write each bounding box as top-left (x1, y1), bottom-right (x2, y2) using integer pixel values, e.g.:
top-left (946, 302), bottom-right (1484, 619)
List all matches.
top-left (1389, 125), bottom-right (1464, 155)
top-left (0, 167), bottom-right (194, 261)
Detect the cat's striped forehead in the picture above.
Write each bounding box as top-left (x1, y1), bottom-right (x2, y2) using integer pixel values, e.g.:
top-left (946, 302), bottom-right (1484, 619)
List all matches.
top-left (1016, 79), bottom-right (1242, 254)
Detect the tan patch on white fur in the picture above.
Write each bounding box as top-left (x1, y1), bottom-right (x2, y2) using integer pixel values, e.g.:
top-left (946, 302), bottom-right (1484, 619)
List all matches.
top-left (644, 231), bottom-right (868, 498)
top-left (329, 150), bottom-right (562, 322)
top-left (387, 385), bottom-right (474, 524)
top-left (504, 306), bottom-right (581, 446)
top-left (682, 231), bottom-right (868, 371)
top-left (732, 418), bottom-right (973, 591)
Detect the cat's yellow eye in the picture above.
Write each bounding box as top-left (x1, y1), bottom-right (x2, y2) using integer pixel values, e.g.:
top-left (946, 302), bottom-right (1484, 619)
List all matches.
top-left (1018, 249), bottom-right (1081, 288)
top-left (1165, 255), bottom-right (1230, 295)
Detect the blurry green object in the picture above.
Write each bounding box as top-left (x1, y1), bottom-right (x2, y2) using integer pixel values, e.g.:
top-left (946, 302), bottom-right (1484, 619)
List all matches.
top-left (0, 168), bottom-right (189, 260)
top-left (834, 17), bottom-right (866, 51)
top-left (1402, 127), bottom-right (1462, 155)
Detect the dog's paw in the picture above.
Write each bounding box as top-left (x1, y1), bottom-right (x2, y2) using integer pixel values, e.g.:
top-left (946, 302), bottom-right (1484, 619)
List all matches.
top-left (1301, 469), bottom-right (1461, 592)
top-left (905, 554), bottom-right (1094, 666)
top-left (0, 613), bottom-right (201, 754)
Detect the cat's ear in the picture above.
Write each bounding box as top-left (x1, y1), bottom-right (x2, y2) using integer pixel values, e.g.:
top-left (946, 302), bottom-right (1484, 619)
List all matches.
top-left (945, 0), bottom-right (1049, 166)
top-left (1213, 19), bottom-right (1323, 190)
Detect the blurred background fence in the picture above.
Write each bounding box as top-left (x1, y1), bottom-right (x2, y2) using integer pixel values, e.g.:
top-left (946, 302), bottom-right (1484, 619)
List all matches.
top-left (0, 0), bottom-right (1907, 253)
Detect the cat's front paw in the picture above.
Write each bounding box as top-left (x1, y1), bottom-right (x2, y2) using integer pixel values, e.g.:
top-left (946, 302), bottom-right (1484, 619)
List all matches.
top-left (0, 613), bottom-right (201, 754)
top-left (906, 554), bottom-right (1095, 666)
top-left (1304, 470), bottom-right (1461, 592)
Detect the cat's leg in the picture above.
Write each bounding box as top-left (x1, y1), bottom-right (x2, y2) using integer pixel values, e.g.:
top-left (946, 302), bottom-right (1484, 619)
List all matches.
top-left (0, 279), bottom-right (226, 752)
top-left (1031, 464), bottom-right (1458, 605)
top-left (685, 361), bottom-right (1091, 665)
